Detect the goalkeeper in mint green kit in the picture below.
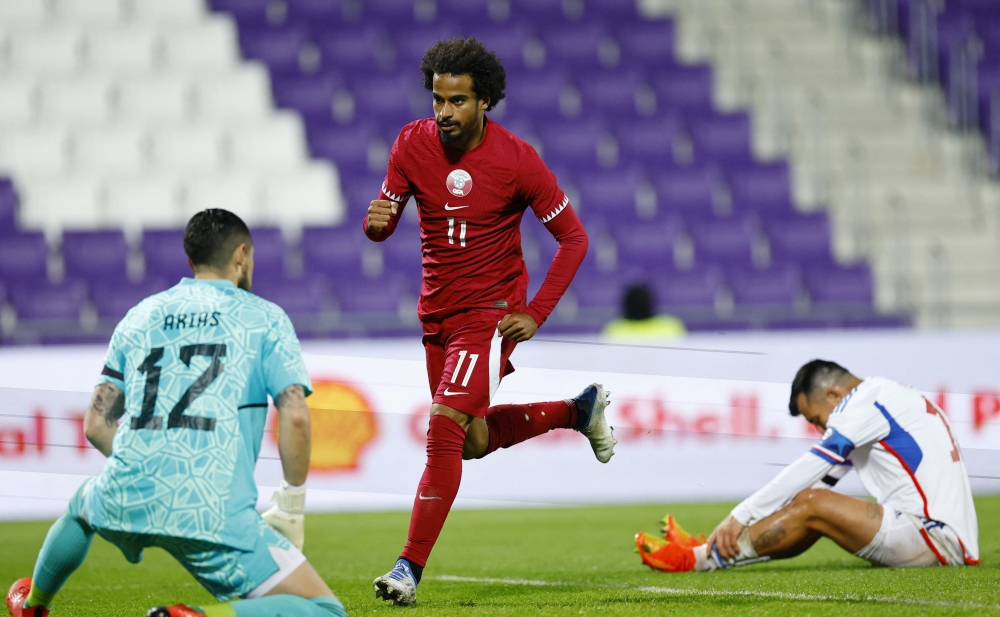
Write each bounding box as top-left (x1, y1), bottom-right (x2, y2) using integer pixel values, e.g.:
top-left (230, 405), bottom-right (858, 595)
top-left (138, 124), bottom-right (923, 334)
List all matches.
top-left (5, 209), bottom-right (347, 617)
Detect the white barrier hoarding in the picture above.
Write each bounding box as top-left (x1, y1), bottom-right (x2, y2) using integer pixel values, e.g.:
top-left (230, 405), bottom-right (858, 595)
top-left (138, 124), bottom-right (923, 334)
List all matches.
top-left (1, 329), bottom-right (999, 521)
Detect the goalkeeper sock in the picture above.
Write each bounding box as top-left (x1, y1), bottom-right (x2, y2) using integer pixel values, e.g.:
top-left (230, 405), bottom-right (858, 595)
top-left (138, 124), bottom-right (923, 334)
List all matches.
top-left (28, 486), bottom-right (95, 606)
top-left (202, 596), bottom-right (346, 617)
top-left (482, 400), bottom-right (576, 456)
top-left (400, 414), bottom-right (465, 567)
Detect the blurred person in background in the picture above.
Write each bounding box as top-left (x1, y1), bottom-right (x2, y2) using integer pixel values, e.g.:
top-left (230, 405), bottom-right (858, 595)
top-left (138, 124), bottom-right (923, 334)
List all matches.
top-left (603, 283), bottom-right (686, 339)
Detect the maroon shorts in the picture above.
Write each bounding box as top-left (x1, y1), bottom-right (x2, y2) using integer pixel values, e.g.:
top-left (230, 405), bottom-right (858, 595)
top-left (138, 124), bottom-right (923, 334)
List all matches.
top-left (423, 309), bottom-right (517, 418)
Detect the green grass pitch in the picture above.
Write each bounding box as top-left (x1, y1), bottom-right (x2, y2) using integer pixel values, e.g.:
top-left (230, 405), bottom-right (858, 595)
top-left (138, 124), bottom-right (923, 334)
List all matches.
top-left (2, 497), bottom-right (999, 616)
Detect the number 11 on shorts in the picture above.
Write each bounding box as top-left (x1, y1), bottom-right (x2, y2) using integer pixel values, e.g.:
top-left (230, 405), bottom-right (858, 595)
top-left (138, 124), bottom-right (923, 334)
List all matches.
top-left (451, 350), bottom-right (478, 387)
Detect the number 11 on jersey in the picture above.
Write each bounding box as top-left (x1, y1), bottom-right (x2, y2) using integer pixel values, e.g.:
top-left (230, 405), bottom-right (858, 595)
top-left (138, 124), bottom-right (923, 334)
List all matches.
top-left (447, 217), bottom-right (467, 247)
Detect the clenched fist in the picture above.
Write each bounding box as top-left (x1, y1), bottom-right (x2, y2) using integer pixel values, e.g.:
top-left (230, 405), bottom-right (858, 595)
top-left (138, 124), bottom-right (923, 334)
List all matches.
top-left (367, 200), bottom-right (398, 233)
top-left (498, 313), bottom-right (538, 342)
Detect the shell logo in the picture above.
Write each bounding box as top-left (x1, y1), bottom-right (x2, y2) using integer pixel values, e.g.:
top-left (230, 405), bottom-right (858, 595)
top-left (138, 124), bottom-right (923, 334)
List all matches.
top-left (270, 379), bottom-right (379, 472)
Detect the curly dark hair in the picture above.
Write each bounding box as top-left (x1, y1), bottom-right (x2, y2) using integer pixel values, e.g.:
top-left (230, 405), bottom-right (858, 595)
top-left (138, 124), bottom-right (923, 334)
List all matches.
top-left (420, 37), bottom-right (506, 111)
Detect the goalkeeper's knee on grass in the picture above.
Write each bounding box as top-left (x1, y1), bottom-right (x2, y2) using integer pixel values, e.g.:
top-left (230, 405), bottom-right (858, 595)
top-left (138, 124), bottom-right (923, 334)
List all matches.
top-left (195, 595), bottom-right (346, 617)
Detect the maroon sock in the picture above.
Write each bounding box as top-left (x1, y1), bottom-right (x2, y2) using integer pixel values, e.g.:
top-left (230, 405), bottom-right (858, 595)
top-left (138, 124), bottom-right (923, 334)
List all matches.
top-left (400, 414), bottom-right (466, 567)
top-left (483, 400), bottom-right (577, 456)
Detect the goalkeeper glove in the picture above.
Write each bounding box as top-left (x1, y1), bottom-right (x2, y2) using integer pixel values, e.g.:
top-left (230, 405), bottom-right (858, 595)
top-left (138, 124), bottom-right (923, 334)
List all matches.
top-left (262, 481), bottom-right (306, 550)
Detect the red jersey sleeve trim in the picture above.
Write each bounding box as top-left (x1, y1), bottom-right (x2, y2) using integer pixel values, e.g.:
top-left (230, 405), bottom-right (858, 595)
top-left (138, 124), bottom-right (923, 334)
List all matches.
top-left (382, 181), bottom-right (408, 204)
top-left (538, 195), bottom-right (570, 224)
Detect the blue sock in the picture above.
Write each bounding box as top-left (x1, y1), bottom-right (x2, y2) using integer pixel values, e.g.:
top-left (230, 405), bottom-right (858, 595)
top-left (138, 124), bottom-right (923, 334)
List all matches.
top-left (217, 596), bottom-right (345, 617)
top-left (30, 486), bottom-right (95, 604)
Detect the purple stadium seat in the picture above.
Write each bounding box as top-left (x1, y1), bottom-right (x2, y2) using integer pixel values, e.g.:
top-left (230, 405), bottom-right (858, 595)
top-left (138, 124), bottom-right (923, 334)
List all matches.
top-left (616, 116), bottom-right (682, 169)
top-left (0, 231), bottom-right (47, 285)
top-left (542, 23), bottom-right (612, 71)
top-left (764, 213), bottom-right (833, 265)
top-left (210, 0), bottom-right (275, 26)
top-left (301, 225), bottom-right (365, 279)
top-left (689, 215), bottom-right (757, 267)
top-left (62, 230), bottom-right (129, 284)
top-left (247, 226), bottom-right (287, 283)
top-left (273, 72), bottom-right (344, 125)
top-left (574, 168), bottom-right (643, 222)
top-left (538, 118), bottom-right (608, 169)
top-left (437, 0), bottom-right (495, 23)
top-left (727, 161), bottom-right (793, 213)
top-left (349, 73), bottom-right (424, 128)
top-left (465, 24), bottom-right (534, 68)
top-left (381, 228), bottom-right (423, 278)
top-left (613, 217), bottom-right (683, 268)
top-left (617, 20), bottom-right (676, 70)
top-left (727, 264), bottom-right (801, 306)
top-left (653, 268), bottom-right (722, 308)
top-left (252, 274), bottom-right (330, 316)
top-left (688, 112), bottom-right (753, 164)
top-left (341, 173), bottom-right (386, 218)
top-left (651, 65), bottom-right (713, 113)
top-left (571, 270), bottom-right (628, 310)
top-left (394, 23), bottom-right (460, 64)
top-left (238, 24), bottom-right (311, 73)
top-left (505, 71), bottom-right (570, 118)
top-left (92, 278), bottom-right (171, 321)
top-left (10, 280), bottom-right (87, 321)
top-left (142, 229), bottom-right (190, 283)
top-left (578, 69), bottom-right (645, 119)
top-left (511, 0), bottom-right (578, 22)
top-left (586, 0), bottom-right (648, 22)
top-left (286, 0), bottom-right (344, 26)
top-left (363, 0), bottom-right (420, 22)
top-left (307, 123), bottom-right (378, 172)
top-left (654, 166), bottom-right (718, 218)
top-left (335, 276), bottom-right (409, 314)
top-left (316, 26), bottom-right (392, 74)
top-left (805, 264), bottom-right (874, 304)
top-left (0, 179), bottom-right (17, 235)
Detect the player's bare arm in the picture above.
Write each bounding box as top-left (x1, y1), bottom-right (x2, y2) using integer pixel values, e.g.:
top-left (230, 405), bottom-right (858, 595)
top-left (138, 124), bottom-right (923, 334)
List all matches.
top-left (366, 200), bottom-right (398, 234)
top-left (275, 384), bottom-right (311, 487)
top-left (498, 313), bottom-right (538, 342)
top-left (83, 382), bottom-right (125, 457)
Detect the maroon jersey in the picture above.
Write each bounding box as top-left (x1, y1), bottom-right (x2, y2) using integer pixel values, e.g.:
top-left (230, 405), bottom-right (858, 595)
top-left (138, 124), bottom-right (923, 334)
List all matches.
top-left (364, 117), bottom-right (588, 324)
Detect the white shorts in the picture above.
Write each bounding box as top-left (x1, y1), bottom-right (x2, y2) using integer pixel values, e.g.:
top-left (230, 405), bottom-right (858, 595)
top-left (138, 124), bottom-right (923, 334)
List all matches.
top-left (855, 506), bottom-right (962, 567)
top-left (244, 541), bottom-right (307, 599)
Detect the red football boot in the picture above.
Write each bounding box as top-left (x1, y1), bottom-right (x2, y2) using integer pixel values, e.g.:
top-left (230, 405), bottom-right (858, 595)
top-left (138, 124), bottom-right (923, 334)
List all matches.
top-left (635, 532), bottom-right (696, 573)
top-left (6, 578), bottom-right (48, 617)
top-left (659, 514), bottom-right (706, 548)
top-left (146, 606), bottom-right (207, 617)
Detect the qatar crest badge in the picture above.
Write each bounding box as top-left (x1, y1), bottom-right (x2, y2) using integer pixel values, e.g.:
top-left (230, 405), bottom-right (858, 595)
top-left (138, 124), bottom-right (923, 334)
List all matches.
top-left (446, 169), bottom-right (473, 197)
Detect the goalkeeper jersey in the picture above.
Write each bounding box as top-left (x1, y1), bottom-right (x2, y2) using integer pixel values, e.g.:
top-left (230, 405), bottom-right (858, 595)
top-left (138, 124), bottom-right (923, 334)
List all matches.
top-left (83, 278), bottom-right (312, 551)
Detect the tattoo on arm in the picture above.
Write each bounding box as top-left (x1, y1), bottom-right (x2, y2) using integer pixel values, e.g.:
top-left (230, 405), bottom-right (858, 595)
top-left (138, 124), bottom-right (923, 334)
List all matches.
top-left (90, 382), bottom-right (125, 427)
top-left (754, 526), bottom-right (788, 551)
top-left (275, 384), bottom-right (305, 410)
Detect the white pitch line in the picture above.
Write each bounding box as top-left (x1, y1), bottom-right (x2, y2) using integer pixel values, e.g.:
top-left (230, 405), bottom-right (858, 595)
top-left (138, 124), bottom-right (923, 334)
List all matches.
top-left (434, 575), bottom-right (1000, 610)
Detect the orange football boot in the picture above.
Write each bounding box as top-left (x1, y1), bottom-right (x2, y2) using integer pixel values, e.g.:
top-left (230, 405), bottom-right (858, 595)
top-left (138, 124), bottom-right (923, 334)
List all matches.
top-left (659, 514), bottom-right (706, 548)
top-left (6, 578), bottom-right (48, 617)
top-left (635, 532), bottom-right (696, 573)
top-left (146, 606), bottom-right (207, 617)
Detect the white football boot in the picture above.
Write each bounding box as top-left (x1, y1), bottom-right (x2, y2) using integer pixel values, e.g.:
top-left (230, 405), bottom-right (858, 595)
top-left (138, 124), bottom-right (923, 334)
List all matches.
top-left (573, 383), bottom-right (616, 463)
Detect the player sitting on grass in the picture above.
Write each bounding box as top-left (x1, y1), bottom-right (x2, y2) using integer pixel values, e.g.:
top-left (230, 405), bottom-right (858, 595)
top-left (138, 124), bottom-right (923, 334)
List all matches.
top-left (637, 360), bottom-right (979, 572)
top-left (6, 210), bottom-right (346, 617)
top-left (366, 37), bottom-right (616, 606)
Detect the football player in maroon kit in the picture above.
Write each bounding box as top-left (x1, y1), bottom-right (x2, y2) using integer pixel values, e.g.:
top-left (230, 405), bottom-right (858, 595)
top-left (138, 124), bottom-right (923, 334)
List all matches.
top-left (365, 38), bottom-right (617, 605)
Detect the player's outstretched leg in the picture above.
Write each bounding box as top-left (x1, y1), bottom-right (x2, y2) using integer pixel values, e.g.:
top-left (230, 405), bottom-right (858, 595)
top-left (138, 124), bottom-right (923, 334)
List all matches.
top-left (7, 483), bottom-right (97, 616)
top-left (148, 561), bottom-right (346, 617)
top-left (469, 384), bottom-right (616, 463)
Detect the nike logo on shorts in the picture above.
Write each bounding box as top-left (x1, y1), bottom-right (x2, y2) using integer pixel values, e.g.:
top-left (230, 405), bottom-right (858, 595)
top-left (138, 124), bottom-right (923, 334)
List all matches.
top-left (444, 203), bottom-right (468, 211)
top-left (418, 493), bottom-right (442, 500)
top-left (443, 388), bottom-right (467, 396)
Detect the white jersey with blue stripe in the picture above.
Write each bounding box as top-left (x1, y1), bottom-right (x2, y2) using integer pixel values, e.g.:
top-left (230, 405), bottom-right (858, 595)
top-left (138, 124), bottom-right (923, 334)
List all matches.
top-left (731, 377), bottom-right (978, 564)
top-left (84, 278), bottom-right (312, 551)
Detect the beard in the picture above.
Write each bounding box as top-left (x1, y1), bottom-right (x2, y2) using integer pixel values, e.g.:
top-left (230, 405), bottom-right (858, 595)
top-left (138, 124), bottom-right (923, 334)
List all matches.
top-left (238, 269), bottom-right (251, 291)
top-left (437, 120), bottom-right (462, 145)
